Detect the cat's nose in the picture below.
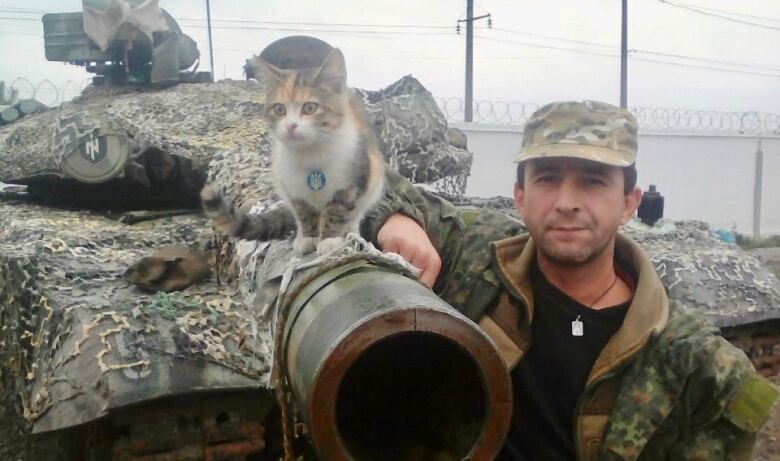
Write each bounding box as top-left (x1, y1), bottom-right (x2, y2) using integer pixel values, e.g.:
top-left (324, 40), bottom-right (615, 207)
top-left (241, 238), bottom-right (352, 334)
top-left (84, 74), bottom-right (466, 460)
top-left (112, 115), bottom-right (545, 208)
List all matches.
top-left (286, 123), bottom-right (298, 134)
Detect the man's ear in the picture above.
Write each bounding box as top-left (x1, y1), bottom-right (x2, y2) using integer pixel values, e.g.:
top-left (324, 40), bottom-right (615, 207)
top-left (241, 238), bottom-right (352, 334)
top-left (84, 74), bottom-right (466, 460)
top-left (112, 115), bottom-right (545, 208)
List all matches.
top-left (247, 56), bottom-right (285, 87)
top-left (514, 182), bottom-right (526, 218)
top-left (622, 186), bottom-right (643, 224)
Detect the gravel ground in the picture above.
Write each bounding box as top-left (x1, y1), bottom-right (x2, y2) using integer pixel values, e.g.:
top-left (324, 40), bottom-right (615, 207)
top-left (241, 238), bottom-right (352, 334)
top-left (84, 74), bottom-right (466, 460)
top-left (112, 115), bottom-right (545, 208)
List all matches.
top-left (753, 373), bottom-right (780, 461)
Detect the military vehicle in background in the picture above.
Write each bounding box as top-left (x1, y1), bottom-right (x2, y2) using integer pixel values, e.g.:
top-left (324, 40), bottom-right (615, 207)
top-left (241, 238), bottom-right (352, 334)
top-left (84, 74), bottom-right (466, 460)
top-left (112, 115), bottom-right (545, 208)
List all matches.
top-left (43, 0), bottom-right (211, 86)
top-left (0, 4), bottom-right (778, 460)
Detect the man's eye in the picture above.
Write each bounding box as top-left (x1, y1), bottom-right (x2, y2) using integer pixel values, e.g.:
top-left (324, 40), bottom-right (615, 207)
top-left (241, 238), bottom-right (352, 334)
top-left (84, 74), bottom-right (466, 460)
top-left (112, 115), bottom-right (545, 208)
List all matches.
top-left (301, 102), bottom-right (319, 115)
top-left (536, 175), bottom-right (558, 183)
top-left (271, 103), bottom-right (286, 116)
top-left (584, 177), bottom-right (607, 186)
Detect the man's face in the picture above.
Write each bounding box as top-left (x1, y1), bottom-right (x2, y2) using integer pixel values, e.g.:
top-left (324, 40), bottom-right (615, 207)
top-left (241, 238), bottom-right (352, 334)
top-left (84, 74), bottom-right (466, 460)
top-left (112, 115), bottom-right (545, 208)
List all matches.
top-left (514, 157), bottom-right (642, 266)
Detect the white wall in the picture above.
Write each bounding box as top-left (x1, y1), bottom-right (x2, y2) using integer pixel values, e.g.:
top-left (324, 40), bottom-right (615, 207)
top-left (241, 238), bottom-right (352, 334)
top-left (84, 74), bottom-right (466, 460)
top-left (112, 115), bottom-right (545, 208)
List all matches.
top-left (453, 123), bottom-right (780, 236)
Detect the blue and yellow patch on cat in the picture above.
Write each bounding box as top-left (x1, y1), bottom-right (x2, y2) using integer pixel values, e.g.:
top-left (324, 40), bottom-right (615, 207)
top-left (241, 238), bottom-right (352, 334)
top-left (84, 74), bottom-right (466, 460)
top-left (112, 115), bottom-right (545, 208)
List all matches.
top-left (306, 169), bottom-right (326, 191)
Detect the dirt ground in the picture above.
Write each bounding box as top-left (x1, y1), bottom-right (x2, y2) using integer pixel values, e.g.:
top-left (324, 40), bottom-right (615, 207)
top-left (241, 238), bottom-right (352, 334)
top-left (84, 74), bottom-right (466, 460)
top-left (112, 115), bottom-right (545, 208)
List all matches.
top-left (753, 373), bottom-right (780, 461)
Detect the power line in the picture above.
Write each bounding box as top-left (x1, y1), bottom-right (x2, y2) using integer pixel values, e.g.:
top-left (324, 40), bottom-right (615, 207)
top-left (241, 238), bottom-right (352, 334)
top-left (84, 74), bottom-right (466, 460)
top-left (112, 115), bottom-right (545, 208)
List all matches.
top-left (0, 9), bottom-right (456, 31)
top-left (177, 22), bottom-right (457, 36)
top-left (177, 17), bottom-right (453, 30)
top-left (631, 55), bottom-right (780, 77)
top-left (0, 7), bottom-right (48, 14)
top-left (474, 35), bottom-right (620, 58)
top-left (630, 49), bottom-right (780, 72)
top-left (487, 26), bottom-right (616, 50)
top-left (1, 12), bottom-right (777, 73)
top-left (0, 15), bottom-right (39, 21)
top-left (662, 2), bottom-right (780, 23)
top-left (655, 0), bottom-right (780, 31)
top-left (482, 26), bottom-right (780, 72)
top-left (475, 35), bottom-right (780, 77)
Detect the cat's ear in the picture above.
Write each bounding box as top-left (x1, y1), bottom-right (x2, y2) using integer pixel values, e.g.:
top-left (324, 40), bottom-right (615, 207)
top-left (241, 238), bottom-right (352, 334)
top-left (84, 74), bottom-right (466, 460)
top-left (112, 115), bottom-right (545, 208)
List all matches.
top-left (246, 56), bottom-right (285, 86)
top-left (313, 48), bottom-right (347, 93)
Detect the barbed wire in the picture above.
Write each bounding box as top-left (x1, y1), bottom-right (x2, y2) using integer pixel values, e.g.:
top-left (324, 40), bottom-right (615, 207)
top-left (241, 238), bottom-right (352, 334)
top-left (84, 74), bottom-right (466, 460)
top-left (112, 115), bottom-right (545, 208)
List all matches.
top-left (2, 79), bottom-right (777, 134)
top-left (2, 78), bottom-right (92, 107)
top-left (436, 97), bottom-right (780, 134)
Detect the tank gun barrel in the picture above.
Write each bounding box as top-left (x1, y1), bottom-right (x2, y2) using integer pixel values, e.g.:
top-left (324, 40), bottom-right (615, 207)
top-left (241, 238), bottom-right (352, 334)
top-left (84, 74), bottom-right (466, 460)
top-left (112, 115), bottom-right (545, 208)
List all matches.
top-left (279, 259), bottom-right (511, 460)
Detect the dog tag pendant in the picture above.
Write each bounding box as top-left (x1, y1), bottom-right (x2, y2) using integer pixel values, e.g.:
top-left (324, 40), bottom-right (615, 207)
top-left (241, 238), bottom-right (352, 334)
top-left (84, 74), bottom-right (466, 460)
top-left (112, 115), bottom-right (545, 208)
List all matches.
top-left (571, 315), bottom-right (584, 337)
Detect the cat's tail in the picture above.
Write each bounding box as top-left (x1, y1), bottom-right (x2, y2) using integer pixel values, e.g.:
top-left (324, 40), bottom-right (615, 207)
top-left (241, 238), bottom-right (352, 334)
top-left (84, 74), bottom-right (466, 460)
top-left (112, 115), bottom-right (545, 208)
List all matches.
top-left (200, 185), bottom-right (296, 241)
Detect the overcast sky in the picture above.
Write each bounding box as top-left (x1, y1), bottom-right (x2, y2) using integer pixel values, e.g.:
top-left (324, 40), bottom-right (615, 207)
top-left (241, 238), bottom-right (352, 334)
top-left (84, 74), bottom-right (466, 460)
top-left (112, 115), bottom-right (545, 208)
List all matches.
top-left (1, 0), bottom-right (778, 114)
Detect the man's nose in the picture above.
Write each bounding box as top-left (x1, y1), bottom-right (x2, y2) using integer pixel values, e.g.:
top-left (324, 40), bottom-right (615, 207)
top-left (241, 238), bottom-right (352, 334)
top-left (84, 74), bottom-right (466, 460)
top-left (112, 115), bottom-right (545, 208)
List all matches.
top-left (554, 178), bottom-right (581, 213)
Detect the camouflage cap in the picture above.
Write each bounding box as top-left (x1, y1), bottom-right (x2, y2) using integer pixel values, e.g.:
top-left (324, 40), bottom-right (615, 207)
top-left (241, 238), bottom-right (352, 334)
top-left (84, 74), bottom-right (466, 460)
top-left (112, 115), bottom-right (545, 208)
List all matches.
top-left (514, 100), bottom-right (638, 166)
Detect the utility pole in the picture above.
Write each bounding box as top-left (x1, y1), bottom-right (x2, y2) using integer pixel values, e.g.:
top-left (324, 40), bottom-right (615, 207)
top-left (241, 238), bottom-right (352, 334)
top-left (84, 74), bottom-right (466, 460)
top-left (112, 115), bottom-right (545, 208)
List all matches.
top-left (620, 0), bottom-right (628, 108)
top-left (458, 1), bottom-right (491, 122)
top-left (206, 0), bottom-right (215, 79)
top-left (465, 0), bottom-right (474, 122)
top-left (753, 135), bottom-right (763, 238)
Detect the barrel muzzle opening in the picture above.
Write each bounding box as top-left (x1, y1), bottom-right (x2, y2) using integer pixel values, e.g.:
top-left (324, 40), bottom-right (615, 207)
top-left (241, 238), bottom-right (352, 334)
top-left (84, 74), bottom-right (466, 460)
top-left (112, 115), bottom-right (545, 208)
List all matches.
top-left (336, 332), bottom-right (487, 461)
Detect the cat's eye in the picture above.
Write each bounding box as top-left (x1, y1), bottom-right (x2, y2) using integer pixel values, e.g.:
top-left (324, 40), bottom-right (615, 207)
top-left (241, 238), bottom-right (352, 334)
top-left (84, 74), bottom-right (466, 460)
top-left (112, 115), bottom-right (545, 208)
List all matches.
top-left (271, 103), bottom-right (286, 117)
top-left (301, 102), bottom-right (319, 115)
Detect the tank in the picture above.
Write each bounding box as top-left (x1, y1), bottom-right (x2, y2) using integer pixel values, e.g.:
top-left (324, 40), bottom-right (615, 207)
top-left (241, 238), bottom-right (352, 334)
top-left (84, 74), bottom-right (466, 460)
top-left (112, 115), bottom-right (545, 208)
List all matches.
top-left (0, 22), bottom-right (475, 461)
top-left (1, 16), bottom-right (779, 461)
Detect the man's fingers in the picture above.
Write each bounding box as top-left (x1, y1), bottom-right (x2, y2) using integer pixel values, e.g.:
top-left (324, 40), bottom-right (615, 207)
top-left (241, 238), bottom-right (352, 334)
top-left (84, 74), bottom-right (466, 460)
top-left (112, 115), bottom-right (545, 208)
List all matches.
top-left (413, 251), bottom-right (441, 289)
top-left (377, 213), bottom-right (442, 289)
top-left (382, 237), bottom-right (402, 255)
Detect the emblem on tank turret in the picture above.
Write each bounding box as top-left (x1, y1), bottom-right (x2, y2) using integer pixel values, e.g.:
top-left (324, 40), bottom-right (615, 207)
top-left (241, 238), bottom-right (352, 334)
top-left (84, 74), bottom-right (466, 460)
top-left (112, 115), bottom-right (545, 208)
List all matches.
top-left (80, 135), bottom-right (107, 163)
top-left (52, 111), bottom-right (132, 183)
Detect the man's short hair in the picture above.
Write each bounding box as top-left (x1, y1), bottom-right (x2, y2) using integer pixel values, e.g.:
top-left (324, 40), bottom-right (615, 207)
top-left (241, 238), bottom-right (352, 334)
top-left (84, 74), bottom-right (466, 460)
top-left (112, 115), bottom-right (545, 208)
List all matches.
top-left (515, 162), bottom-right (638, 195)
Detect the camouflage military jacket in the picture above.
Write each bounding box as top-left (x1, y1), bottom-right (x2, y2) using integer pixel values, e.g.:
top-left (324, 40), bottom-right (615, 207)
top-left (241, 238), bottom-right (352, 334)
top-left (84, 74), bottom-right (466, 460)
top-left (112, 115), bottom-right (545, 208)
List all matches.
top-left (363, 170), bottom-right (778, 461)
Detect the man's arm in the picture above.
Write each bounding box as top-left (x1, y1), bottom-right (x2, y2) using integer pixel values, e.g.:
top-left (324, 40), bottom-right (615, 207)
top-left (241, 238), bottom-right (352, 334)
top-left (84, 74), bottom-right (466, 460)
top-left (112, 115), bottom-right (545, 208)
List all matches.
top-left (363, 170), bottom-right (526, 320)
top-left (362, 169), bottom-right (465, 290)
top-left (669, 337), bottom-right (778, 460)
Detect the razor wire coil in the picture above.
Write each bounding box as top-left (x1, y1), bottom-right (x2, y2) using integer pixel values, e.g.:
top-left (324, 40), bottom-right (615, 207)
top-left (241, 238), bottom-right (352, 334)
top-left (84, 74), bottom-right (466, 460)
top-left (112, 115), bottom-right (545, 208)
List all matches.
top-left (2, 79), bottom-right (777, 134)
top-left (3, 78), bottom-right (92, 107)
top-left (437, 97), bottom-right (780, 134)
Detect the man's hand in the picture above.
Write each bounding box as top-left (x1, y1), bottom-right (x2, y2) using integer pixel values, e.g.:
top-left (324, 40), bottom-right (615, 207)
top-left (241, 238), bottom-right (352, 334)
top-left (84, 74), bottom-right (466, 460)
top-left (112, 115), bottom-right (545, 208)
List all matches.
top-left (377, 213), bottom-right (441, 289)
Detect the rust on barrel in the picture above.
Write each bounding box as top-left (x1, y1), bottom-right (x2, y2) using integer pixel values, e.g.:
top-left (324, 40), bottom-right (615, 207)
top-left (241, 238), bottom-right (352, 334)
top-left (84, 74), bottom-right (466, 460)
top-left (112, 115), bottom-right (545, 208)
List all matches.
top-left (281, 260), bottom-right (512, 460)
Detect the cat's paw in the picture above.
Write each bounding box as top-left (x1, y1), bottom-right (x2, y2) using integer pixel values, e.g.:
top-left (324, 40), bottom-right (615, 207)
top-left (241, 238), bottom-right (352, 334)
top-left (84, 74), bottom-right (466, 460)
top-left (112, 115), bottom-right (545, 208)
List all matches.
top-left (316, 237), bottom-right (345, 255)
top-left (293, 236), bottom-right (318, 254)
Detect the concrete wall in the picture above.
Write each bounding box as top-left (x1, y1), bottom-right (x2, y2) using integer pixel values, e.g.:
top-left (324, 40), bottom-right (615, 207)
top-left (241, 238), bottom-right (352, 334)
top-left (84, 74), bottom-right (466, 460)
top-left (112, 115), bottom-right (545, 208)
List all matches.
top-left (452, 122), bottom-right (780, 236)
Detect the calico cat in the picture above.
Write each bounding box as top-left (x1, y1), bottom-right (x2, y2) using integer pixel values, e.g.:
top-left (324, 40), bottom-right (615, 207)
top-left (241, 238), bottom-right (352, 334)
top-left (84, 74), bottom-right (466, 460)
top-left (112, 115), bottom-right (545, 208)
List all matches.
top-left (201, 48), bottom-right (385, 254)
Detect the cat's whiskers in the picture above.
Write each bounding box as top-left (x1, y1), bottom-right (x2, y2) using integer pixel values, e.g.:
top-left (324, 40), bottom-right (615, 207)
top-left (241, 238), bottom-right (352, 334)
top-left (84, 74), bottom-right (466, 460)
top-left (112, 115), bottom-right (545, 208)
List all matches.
top-left (208, 47), bottom-right (385, 255)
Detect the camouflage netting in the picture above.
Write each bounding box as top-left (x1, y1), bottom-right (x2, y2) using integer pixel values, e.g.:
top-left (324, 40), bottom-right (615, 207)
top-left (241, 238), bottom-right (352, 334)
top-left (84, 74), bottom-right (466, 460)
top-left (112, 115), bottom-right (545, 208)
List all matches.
top-left (0, 199), bottom-right (272, 445)
top-left (0, 75), bottom-right (474, 452)
top-left (622, 220), bottom-right (780, 328)
top-left (0, 76), bottom-right (472, 211)
top-left (355, 75), bottom-right (472, 195)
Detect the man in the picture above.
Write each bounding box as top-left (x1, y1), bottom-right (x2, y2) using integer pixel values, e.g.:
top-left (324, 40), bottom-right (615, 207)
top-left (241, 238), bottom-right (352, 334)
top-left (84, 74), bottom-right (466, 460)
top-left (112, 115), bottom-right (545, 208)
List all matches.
top-left (363, 100), bottom-right (778, 460)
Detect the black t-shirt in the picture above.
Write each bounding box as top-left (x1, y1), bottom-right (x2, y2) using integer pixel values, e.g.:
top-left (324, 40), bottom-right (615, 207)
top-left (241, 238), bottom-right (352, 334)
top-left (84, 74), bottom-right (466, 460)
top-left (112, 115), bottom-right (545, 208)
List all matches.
top-left (497, 264), bottom-right (631, 461)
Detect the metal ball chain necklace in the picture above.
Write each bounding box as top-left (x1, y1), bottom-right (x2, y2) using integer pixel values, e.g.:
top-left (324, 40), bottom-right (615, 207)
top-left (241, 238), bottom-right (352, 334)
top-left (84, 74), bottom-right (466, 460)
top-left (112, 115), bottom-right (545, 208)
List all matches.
top-left (571, 273), bottom-right (619, 337)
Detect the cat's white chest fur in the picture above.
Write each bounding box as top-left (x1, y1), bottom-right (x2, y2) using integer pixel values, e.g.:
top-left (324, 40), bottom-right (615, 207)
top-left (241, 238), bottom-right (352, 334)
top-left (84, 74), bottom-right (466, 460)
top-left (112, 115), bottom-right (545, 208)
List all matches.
top-left (272, 122), bottom-right (360, 207)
